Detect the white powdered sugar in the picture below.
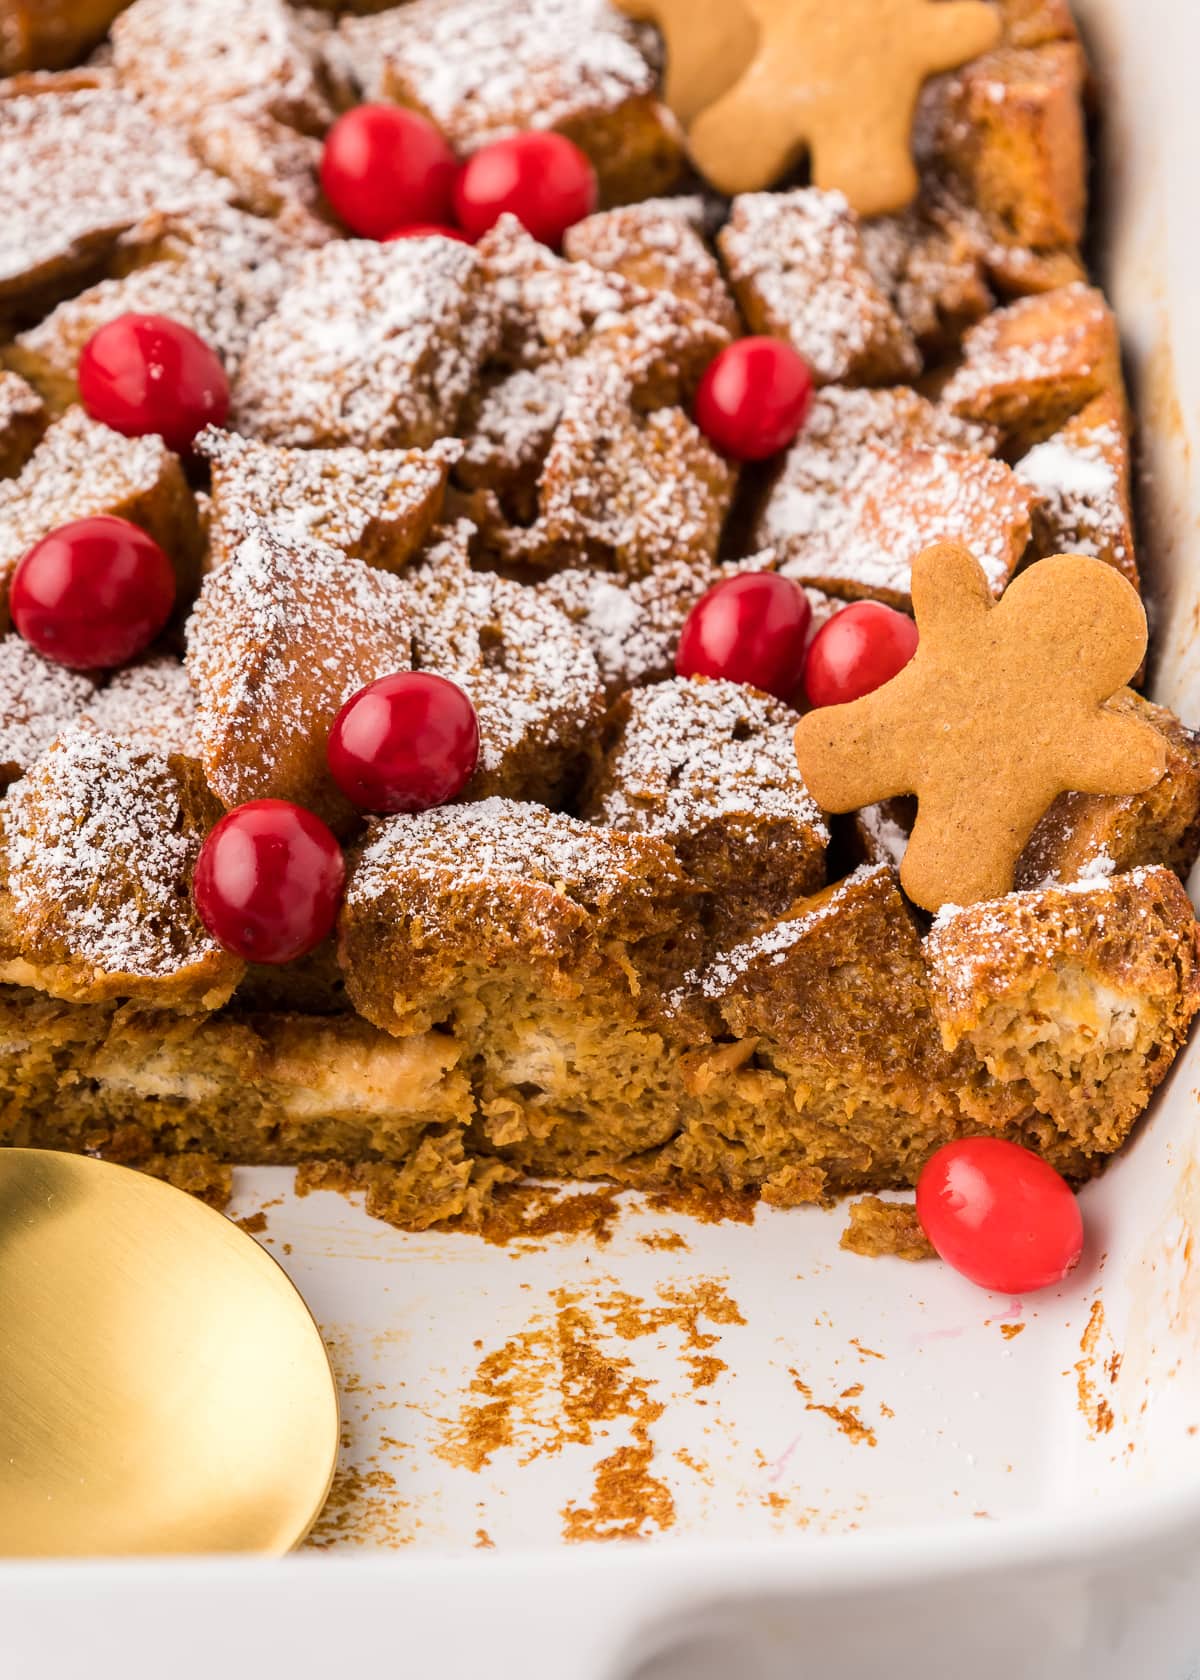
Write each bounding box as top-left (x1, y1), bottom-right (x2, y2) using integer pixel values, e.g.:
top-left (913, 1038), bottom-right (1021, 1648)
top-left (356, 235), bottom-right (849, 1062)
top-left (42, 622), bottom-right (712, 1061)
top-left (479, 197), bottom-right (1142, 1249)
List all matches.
top-left (335, 0), bottom-right (656, 149)
top-left (83, 657), bottom-right (199, 758)
top-left (858, 802), bottom-right (911, 868)
top-left (1016, 421), bottom-right (1133, 577)
top-left (0, 636), bottom-right (97, 779)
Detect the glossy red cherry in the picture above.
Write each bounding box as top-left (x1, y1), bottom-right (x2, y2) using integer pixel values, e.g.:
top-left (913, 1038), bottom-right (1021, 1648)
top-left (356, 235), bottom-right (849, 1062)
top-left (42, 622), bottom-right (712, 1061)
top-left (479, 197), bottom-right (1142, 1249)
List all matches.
top-left (78, 313), bottom-right (229, 454)
top-left (694, 337), bottom-right (814, 461)
top-left (328, 672), bottom-right (480, 814)
top-left (384, 223), bottom-right (472, 243)
top-left (675, 573), bottom-right (812, 703)
top-left (193, 799), bottom-right (345, 965)
top-left (11, 515), bottom-right (176, 671)
top-left (320, 104), bottom-right (458, 239)
top-left (803, 601), bottom-right (918, 708)
top-left (453, 132), bottom-right (597, 247)
top-left (916, 1138), bottom-right (1084, 1295)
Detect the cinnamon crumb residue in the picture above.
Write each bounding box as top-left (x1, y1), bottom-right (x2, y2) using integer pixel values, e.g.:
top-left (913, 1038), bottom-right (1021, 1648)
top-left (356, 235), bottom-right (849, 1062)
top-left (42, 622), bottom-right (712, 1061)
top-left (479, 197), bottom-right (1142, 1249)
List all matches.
top-left (475, 1184), bottom-right (625, 1247)
top-left (850, 1338), bottom-right (885, 1360)
top-left (474, 1529), bottom-right (495, 1549)
top-left (1000, 1322), bottom-right (1025, 1340)
top-left (307, 1465), bottom-right (410, 1549)
top-left (235, 1211), bottom-right (268, 1236)
top-left (1075, 1297), bottom-right (1116, 1437)
top-left (790, 1369), bottom-right (878, 1447)
top-left (638, 1230), bottom-right (689, 1252)
top-left (560, 1439), bottom-right (676, 1542)
top-left (645, 1183), bottom-right (758, 1226)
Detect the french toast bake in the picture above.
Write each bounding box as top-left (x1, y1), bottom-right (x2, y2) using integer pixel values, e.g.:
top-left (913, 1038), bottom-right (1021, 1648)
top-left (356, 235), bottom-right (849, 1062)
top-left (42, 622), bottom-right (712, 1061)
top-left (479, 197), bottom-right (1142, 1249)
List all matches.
top-left (0, 0), bottom-right (1197, 1238)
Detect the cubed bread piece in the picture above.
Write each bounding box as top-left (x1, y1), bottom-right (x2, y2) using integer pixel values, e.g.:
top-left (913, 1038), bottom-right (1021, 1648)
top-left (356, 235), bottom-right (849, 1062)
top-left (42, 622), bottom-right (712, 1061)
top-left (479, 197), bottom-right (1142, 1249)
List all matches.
top-left (81, 656), bottom-right (198, 759)
top-left (1015, 692), bottom-right (1200, 889)
top-left (185, 525), bottom-right (413, 827)
top-left (0, 408), bottom-right (204, 623)
top-left (10, 247), bottom-right (288, 414)
top-left (0, 370), bottom-right (46, 477)
top-left (926, 867), bottom-right (1200, 1155)
top-left (539, 552), bottom-right (779, 702)
top-left (921, 177), bottom-right (1086, 300)
top-left (0, 79), bottom-right (227, 308)
top-left (916, 42), bottom-right (1087, 251)
top-left (339, 795), bottom-right (701, 1037)
top-left (508, 360), bottom-right (734, 579)
top-left (581, 676), bottom-right (828, 950)
top-left (840, 1195), bottom-right (935, 1260)
top-left (111, 0), bottom-right (334, 134)
top-left (859, 204), bottom-right (992, 358)
top-left (756, 432), bottom-right (1035, 608)
top-left (182, 104), bottom-right (334, 240)
top-left (563, 197), bottom-right (740, 337)
top-left (997, 0), bottom-right (1077, 48)
top-left (853, 797), bottom-right (916, 870)
top-left (0, 2), bottom-right (132, 72)
top-left (454, 366), bottom-right (567, 524)
top-left (198, 428), bottom-right (459, 570)
top-left (232, 237), bottom-right (500, 449)
top-left (405, 524), bottom-right (604, 804)
top-left (0, 726), bottom-right (243, 1009)
top-left (0, 634), bottom-right (97, 785)
top-left (334, 0), bottom-right (683, 204)
top-left (718, 189), bottom-right (921, 385)
top-left (1016, 393), bottom-right (1136, 589)
top-left (941, 284), bottom-right (1124, 449)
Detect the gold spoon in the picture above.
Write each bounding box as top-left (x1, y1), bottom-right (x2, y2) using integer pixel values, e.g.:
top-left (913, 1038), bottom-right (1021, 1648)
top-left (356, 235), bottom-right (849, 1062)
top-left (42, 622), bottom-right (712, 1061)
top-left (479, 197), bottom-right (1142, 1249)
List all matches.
top-left (0, 1149), bottom-right (339, 1557)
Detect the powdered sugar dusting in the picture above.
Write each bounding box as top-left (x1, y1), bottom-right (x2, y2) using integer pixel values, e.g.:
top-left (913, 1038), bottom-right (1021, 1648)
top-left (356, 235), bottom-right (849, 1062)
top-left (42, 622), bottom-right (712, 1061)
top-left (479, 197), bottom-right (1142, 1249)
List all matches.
top-left (83, 657), bottom-right (199, 758)
top-left (0, 636), bottom-right (97, 779)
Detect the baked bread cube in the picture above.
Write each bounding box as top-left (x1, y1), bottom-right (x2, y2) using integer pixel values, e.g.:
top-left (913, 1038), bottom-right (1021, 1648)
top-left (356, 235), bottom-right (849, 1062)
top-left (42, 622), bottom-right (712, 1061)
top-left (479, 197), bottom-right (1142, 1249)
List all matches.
top-left (0, 2), bottom-right (132, 72)
top-left (941, 283), bottom-right (1124, 449)
top-left (405, 524), bottom-right (604, 805)
top-left (185, 525), bottom-right (414, 827)
top-left (859, 203), bottom-right (992, 358)
top-left (454, 367), bottom-right (567, 524)
top-left (921, 175), bottom-right (1086, 300)
top-left (853, 797), bottom-right (916, 871)
top-left (0, 370), bottom-right (46, 477)
top-left (182, 104), bottom-right (334, 240)
top-left (232, 237), bottom-right (500, 449)
top-left (0, 726), bottom-right (242, 1010)
top-left (718, 189), bottom-right (921, 385)
top-left (1015, 692), bottom-right (1200, 889)
top-left (563, 197), bottom-right (740, 337)
top-left (339, 795), bottom-right (702, 1038)
top-left (334, 0), bottom-right (683, 205)
top-left (581, 676), bottom-right (828, 950)
top-left (0, 408), bottom-right (204, 623)
top-left (198, 428), bottom-right (459, 570)
top-left (0, 634), bottom-right (97, 786)
top-left (82, 656), bottom-right (199, 759)
top-left (1016, 393), bottom-right (1137, 589)
top-left (507, 360), bottom-right (734, 579)
top-left (917, 42), bottom-right (1087, 252)
top-left (0, 78), bottom-right (227, 309)
top-left (926, 867), bottom-right (1200, 1155)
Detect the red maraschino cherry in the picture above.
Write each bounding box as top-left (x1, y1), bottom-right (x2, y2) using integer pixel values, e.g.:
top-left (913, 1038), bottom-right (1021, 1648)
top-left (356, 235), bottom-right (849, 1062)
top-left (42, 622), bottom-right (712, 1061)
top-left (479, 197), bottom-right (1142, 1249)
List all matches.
top-left (676, 573), bottom-right (812, 703)
top-left (328, 671), bottom-right (480, 814)
top-left (453, 131), bottom-right (597, 247)
top-left (193, 799), bottom-right (345, 965)
top-left (11, 515), bottom-right (176, 670)
top-left (78, 313), bottom-right (229, 454)
top-left (320, 104), bottom-right (458, 239)
top-left (803, 601), bottom-right (919, 708)
top-left (694, 337), bottom-right (814, 461)
top-left (916, 1138), bottom-right (1084, 1294)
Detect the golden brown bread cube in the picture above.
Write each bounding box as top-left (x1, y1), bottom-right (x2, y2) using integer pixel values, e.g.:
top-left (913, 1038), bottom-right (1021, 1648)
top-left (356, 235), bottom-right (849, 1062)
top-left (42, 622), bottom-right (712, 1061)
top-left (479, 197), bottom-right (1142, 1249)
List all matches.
top-left (940, 283), bottom-right (1124, 449)
top-left (81, 655), bottom-right (198, 759)
top-left (405, 524), bottom-right (604, 805)
top-left (563, 197), bottom-right (740, 337)
top-left (581, 676), bottom-right (828, 951)
top-left (1015, 692), bottom-right (1200, 889)
top-left (852, 797), bottom-right (916, 871)
top-left (198, 428), bottom-right (459, 570)
top-left (718, 189), bottom-right (921, 386)
top-left (0, 725), bottom-right (243, 1010)
top-left (0, 370), bottom-right (46, 477)
top-left (926, 867), bottom-right (1200, 1155)
top-left (339, 795), bottom-right (702, 1039)
top-left (0, 78), bottom-right (227, 310)
top-left (840, 1195), bottom-right (935, 1261)
top-left (232, 237), bottom-right (501, 449)
top-left (859, 203), bottom-right (992, 359)
top-left (0, 408), bottom-right (204, 624)
top-left (917, 42), bottom-right (1087, 252)
top-left (1016, 393), bottom-right (1137, 589)
top-left (333, 0), bottom-right (683, 205)
top-left (0, 634), bottom-right (97, 786)
top-left (0, 1), bottom-right (132, 73)
top-left (185, 524), bottom-right (414, 827)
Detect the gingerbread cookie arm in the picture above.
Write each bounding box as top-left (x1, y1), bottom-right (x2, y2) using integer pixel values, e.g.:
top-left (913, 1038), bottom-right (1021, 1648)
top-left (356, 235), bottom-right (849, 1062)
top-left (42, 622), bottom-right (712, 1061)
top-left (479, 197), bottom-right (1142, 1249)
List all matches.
top-left (794, 686), bottom-right (917, 814)
top-left (918, 1), bottom-right (1003, 73)
top-left (1057, 709), bottom-right (1167, 799)
top-left (998, 554), bottom-right (1151, 704)
top-left (687, 66), bottom-right (804, 197)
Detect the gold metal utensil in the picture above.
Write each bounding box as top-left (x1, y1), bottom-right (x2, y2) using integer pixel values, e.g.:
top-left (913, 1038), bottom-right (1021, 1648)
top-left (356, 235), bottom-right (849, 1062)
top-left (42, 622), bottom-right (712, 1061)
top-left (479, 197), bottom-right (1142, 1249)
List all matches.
top-left (0, 1149), bottom-right (339, 1557)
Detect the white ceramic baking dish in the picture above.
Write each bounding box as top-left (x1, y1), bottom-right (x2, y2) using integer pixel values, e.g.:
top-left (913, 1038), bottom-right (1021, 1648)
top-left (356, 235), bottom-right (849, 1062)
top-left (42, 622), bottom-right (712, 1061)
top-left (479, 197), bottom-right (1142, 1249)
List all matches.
top-left (3, 0), bottom-right (1200, 1673)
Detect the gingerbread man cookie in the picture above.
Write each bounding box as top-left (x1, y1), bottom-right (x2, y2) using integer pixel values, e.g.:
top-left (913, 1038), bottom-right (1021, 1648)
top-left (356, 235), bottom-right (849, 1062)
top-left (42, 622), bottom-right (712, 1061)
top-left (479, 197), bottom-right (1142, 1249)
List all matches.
top-left (620, 0), bottom-right (1001, 214)
top-left (793, 543), bottom-right (1167, 911)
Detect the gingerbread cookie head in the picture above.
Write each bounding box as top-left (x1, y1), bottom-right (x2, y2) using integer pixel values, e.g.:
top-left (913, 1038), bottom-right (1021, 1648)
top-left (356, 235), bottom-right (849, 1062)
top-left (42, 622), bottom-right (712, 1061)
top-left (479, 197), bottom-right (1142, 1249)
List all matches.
top-left (618, 0), bottom-right (1001, 214)
top-left (794, 542), bottom-right (1167, 911)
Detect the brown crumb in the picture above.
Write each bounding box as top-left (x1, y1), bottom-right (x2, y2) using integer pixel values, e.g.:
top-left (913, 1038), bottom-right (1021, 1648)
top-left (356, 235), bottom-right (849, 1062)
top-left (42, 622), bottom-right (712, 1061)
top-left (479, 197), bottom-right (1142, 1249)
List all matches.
top-left (850, 1338), bottom-right (886, 1360)
top-left (560, 1434), bottom-right (675, 1543)
top-left (1075, 1297), bottom-right (1115, 1437)
top-left (638, 1230), bottom-right (689, 1251)
top-left (305, 1464), bottom-right (410, 1549)
top-left (790, 1369), bottom-right (878, 1446)
top-left (235, 1210), bottom-right (268, 1235)
top-left (840, 1195), bottom-right (935, 1261)
top-left (645, 1182), bottom-right (758, 1225)
top-left (474, 1183), bottom-right (625, 1247)
top-left (1000, 1322), bottom-right (1026, 1340)
top-left (295, 1159), bottom-right (357, 1198)
top-left (474, 1528), bottom-right (494, 1549)
top-left (138, 1152), bottom-right (232, 1209)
